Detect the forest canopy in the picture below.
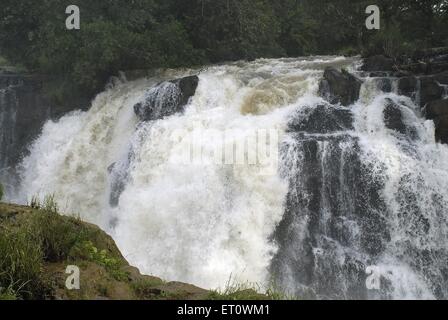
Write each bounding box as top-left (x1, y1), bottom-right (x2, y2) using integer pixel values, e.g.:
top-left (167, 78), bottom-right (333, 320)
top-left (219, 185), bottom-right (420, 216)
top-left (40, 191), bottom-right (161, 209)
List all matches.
top-left (1, 0), bottom-right (447, 97)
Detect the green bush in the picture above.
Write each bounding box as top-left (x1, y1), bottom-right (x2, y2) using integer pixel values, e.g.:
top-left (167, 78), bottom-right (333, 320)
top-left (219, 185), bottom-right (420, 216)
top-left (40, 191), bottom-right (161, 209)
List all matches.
top-left (0, 196), bottom-right (124, 299)
top-left (28, 195), bottom-right (89, 262)
top-left (71, 241), bottom-right (128, 281)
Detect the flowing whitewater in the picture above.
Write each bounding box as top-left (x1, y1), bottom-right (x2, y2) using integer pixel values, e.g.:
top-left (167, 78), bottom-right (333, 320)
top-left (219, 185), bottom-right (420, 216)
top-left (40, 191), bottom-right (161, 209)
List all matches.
top-left (8, 56), bottom-right (448, 299)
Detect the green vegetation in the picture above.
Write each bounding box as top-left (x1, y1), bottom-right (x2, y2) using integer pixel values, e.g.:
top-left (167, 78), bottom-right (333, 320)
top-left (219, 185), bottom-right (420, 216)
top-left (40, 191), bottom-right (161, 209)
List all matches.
top-left (0, 199), bottom-right (274, 300)
top-left (207, 278), bottom-right (293, 300)
top-left (0, 198), bottom-right (159, 299)
top-left (71, 240), bottom-right (128, 281)
top-left (1, 1), bottom-right (447, 99)
top-left (0, 183), bottom-right (3, 201)
top-left (0, 197), bottom-right (89, 299)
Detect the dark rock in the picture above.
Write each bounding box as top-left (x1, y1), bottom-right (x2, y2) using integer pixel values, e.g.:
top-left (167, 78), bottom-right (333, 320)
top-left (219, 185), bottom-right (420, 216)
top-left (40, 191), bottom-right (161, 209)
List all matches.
top-left (431, 54), bottom-right (448, 64)
top-left (176, 75), bottom-right (200, 106)
top-left (134, 75), bottom-right (199, 121)
top-left (361, 55), bottom-right (395, 72)
top-left (424, 99), bottom-right (448, 120)
top-left (393, 70), bottom-right (412, 78)
top-left (383, 99), bottom-right (420, 141)
top-left (397, 73), bottom-right (446, 108)
top-left (429, 62), bottom-right (448, 74)
top-left (420, 76), bottom-right (444, 108)
top-left (318, 67), bottom-right (362, 106)
top-left (399, 62), bottom-right (429, 75)
top-left (376, 78), bottom-right (392, 93)
top-left (414, 47), bottom-right (448, 60)
top-left (433, 71), bottom-right (448, 85)
top-left (383, 100), bottom-right (407, 135)
top-left (288, 104), bottom-right (354, 134)
top-left (369, 71), bottom-right (390, 77)
top-left (424, 98), bottom-right (448, 143)
top-left (434, 115), bottom-right (448, 144)
top-left (271, 131), bottom-right (390, 299)
top-left (397, 76), bottom-right (417, 98)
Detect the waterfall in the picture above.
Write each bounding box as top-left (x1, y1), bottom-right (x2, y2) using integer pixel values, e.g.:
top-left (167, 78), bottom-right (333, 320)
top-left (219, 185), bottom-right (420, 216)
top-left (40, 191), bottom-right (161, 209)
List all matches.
top-left (0, 77), bottom-right (20, 196)
top-left (8, 56), bottom-right (448, 299)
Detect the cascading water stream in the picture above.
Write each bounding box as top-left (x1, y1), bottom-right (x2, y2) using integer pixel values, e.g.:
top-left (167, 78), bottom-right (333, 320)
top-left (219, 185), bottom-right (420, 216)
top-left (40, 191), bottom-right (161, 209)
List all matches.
top-left (6, 56), bottom-right (448, 299)
top-left (0, 79), bottom-right (20, 195)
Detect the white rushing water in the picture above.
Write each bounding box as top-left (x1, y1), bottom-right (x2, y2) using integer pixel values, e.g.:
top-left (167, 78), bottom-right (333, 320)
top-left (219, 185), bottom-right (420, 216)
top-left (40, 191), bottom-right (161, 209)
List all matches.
top-left (11, 56), bottom-right (448, 298)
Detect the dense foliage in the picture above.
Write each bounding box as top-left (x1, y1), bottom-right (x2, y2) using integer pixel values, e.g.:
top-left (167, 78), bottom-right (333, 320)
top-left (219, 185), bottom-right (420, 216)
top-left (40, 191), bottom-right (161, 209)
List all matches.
top-left (0, 0), bottom-right (447, 97)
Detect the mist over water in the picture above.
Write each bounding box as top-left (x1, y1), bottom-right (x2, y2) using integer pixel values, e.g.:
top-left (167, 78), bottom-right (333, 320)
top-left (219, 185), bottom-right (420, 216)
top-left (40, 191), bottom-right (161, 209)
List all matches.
top-left (9, 56), bottom-right (448, 299)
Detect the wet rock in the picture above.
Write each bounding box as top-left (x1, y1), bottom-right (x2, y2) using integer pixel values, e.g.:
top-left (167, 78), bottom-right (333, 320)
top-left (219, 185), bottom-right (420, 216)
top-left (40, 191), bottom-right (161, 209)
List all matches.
top-left (361, 55), bottom-right (395, 72)
top-left (271, 131), bottom-right (390, 299)
top-left (368, 71), bottom-right (391, 78)
top-left (433, 71), bottom-right (448, 85)
top-left (425, 99), bottom-right (448, 143)
top-left (433, 54), bottom-right (448, 63)
top-left (396, 73), bottom-right (446, 108)
top-left (393, 70), bottom-right (412, 78)
top-left (413, 47), bottom-right (448, 60)
top-left (397, 76), bottom-right (417, 98)
top-left (384, 100), bottom-right (407, 135)
top-left (319, 67), bottom-right (362, 106)
top-left (376, 78), bottom-right (392, 93)
top-left (424, 99), bottom-right (448, 120)
top-left (288, 104), bottom-right (354, 134)
top-left (435, 116), bottom-right (448, 144)
top-left (383, 99), bottom-right (420, 140)
top-left (420, 76), bottom-right (444, 108)
top-left (134, 75), bottom-right (199, 121)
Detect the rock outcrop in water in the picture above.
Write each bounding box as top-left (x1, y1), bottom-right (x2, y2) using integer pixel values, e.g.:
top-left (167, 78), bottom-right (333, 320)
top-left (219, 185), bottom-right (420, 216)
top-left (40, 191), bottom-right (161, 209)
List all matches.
top-left (270, 56), bottom-right (448, 300)
top-left (273, 103), bottom-right (390, 299)
top-left (134, 75), bottom-right (199, 121)
top-left (361, 53), bottom-right (448, 144)
top-left (361, 55), bottom-right (395, 72)
top-left (425, 99), bottom-right (448, 143)
top-left (108, 75), bottom-right (199, 209)
top-left (318, 67), bottom-right (362, 106)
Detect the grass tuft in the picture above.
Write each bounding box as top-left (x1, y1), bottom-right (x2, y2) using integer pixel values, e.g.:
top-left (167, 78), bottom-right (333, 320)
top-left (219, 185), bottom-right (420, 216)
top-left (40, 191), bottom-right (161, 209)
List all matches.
top-left (208, 276), bottom-right (296, 300)
top-left (0, 227), bottom-right (50, 299)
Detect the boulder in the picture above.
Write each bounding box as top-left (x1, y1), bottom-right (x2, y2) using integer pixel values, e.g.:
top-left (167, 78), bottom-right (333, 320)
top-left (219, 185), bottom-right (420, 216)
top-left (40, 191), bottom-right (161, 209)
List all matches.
top-left (383, 98), bottom-right (421, 141)
top-left (288, 104), bottom-right (353, 134)
top-left (424, 99), bottom-right (448, 120)
top-left (420, 76), bottom-right (444, 108)
top-left (376, 78), bottom-right (392, 93)
top-left (433, 71), bottom-right (448, 85)
top-left (435, 115), bottom-right (448, 144)
top-left (397, 76), bottom-right (417, 98)
top-left (424, 99), bottom-right (448, 143)
top-left (397, 75), bottom-right (445, 108)
top-left (318, 67), bottom-right (362, 106)
top-left (383, 99), bottom-right (407, 135)
top-left (413, 47), bottom-right (448, 60)
top-left (134, 75), bottom-right (199, 121)
top-left (361, 55), bottom-right (395, 72)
